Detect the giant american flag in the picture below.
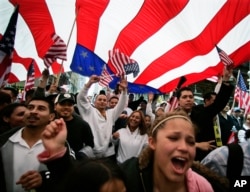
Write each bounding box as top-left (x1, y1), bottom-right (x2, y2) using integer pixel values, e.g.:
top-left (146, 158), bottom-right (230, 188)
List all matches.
top-left (1, 0), bottom-right (250, 93)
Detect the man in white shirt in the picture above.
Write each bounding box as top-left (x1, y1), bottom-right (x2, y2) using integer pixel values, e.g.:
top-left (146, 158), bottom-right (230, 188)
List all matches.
top-left (77, 75), bottom-right (128, 160)
top-left (0, 97), bottom-right (55, 192)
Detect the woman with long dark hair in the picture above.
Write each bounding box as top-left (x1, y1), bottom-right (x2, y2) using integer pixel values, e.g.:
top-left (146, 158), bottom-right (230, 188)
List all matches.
top-left (0, 103), bottom-right (26, 134)
top-left (112, 110), bottom-right (148, 164)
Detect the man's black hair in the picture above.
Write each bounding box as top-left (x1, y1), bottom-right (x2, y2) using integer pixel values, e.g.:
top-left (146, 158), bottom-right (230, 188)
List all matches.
top-left (99, 90), bottom-right (106, 95)
top-left (25, 89), bottom-right (35, 100)
top-left (109, 95), bottom-right (119, 102)
top-left (0, 91), bottom-right (11, 105)
top-left (3, 87), bottom-right (18, 97)
top-left (203, 92), bottom-right (217, 101)
top-left (28, 96), bottom-right (55, 113)
top-left (176, 87), bottom-right (193, 99)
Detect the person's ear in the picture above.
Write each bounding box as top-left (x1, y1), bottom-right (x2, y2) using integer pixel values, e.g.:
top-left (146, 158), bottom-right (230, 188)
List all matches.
top-left (3, 116), bottom-right (9, 123)
top-left (148, 136), bottom-right (156, 150)
top-left (49, 113), bottom-right (56, 121)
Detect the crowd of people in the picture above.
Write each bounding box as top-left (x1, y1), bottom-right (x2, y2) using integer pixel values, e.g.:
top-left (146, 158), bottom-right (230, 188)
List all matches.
top-left (0, 66), bottom-right (249, 192)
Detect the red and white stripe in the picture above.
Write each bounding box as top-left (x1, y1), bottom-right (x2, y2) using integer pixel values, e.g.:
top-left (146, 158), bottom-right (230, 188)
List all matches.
top-left (1, 0), bottom-right (250, 91)
top-left (76, 0), bottom-right (250, 93)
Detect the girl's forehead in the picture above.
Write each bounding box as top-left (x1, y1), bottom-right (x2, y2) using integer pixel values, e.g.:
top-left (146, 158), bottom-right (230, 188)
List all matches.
top-left (160, 118), bottom-right (193, 131)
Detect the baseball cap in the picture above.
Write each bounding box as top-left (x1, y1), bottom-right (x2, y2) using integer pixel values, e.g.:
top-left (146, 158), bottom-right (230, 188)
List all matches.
top-left (155, 107), bottom-right (164, 113)
top-left (54, 93), bottom-right (75, 104)
top-left (233, 107), bottom-right (241, 112)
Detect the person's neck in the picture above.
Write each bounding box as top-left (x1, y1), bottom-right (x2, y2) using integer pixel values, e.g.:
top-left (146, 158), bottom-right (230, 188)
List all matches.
top-left (98, 108), bottom-right (106, 115)
top-left (153, 166), bottom-right (187, 192)
top-left (22, 126), bottom-right (44, 148)
top-left (184, 108), bottom-right (192, 115)
top-left (129, 126), bottom-right (137, 133)
top-left (220, 111), bottom-right (228, 118)
top-left (62, 115), bottom-right (73, 121)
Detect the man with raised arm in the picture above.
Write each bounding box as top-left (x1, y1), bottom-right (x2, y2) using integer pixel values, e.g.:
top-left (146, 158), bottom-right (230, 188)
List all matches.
top-left (77, 75), bottom-right (128, 161)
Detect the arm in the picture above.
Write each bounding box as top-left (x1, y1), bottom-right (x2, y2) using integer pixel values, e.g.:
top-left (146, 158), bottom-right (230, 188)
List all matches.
top-left (76, 119), bottom-right (95, 159)
top-left (77, 75), bottom-right (100, 115)
top-left (195, 140), bottom-right (216, 151)
top-left (111, 76), bottom-right (128, 122)
top-left (238, 129), bottom-right (246, 143)
top-left (111, 131), bottom-right (120, 145)
top-left (146, 93), bottom-right (156, 122)
top-left (205, 67), bottom-right (234, 116)
top-left (128, 96), bottom-right (144, 111)
top-left (38, 119), bottom-right (75, 189)
top-left (33, 69), bottom-right (49, 97)
top-left (16, 119), bottom-right (73, 192)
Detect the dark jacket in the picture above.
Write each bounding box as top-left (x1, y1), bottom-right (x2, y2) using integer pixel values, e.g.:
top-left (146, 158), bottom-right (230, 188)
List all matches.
top-left (120, 157), bottom-right (153, 192)
top-left (190, 83), bottom-right (234, 160)
top-left (121, 157), bottom-right (229, 192)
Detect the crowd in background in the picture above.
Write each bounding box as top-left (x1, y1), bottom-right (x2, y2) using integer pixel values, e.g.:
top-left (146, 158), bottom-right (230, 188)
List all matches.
top-left (0, 67), bottom-right (249, 192)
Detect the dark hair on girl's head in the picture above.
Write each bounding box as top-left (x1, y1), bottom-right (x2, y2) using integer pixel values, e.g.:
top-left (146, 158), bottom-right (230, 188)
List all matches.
top-left (127, 110), bottom-right (147, 135)
top-left (63, 159), bottom-right (126, 192)
top-left (0, 91), bottom-right (11, 105)
top-left (3, 87), bottom-right (18, 97)
top-left (150, 110), bottom-right (194, 138)
top-left (0, 103), bottom-right (27, 125)
top-left (0, 103), bottom-right (26, 118)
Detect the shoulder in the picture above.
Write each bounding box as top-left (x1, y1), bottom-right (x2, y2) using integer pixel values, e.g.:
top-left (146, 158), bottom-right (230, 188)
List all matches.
top-left (186, 168), bottom-right (214, 191)
top-left (201, 146), bottom-right (229, 166)
top-left (120, 157), bottom-right (138, 170)
top-left (118, 128), bottom-right (128, 133)
top-left (205, 145), bottom-right (229, 158)
top-left (0, 126), bottom-right (22, 147)
top-left (120, 157), bottom-right (141, 178)
top-left (191, 162), bottom-right (229, 192)
top-left (72, 114), bottom-right (90, 125)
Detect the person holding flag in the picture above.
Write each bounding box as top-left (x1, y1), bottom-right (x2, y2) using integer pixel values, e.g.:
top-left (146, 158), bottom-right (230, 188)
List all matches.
top-left (0, 5), bottom-right (18, 87)
top-left (176, 66), bottom-right (235, 161)
top-left (76, 74), bottom-right (128, 160)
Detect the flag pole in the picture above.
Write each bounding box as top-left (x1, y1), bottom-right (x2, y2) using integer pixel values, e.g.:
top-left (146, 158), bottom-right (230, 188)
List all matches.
top-left (229, 69), bottom-right (240, 114)
top-left (55, 13), bottom-right (77, 86)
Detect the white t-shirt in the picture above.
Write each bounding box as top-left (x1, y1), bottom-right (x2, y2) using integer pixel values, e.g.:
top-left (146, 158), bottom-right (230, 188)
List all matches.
top-left (114, 127), bottom-right (148, 164)
top-left (3, 128), bottom-right (46, 192)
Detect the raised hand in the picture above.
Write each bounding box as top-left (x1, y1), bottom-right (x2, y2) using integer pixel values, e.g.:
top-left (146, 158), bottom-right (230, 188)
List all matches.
top-left (42, 118), bottom-right (67, 154)
top-left (86, 75), bottom-right (100, 88)
top-left (118, 75), bottom-right (128, 92)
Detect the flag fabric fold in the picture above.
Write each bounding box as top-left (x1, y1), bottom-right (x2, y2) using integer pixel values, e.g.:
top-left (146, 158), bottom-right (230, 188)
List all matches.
top-left (1, 0), bottom-right (250, 92)
top-left (73, 0), bottom-right (250, 93)
top-left (0, 6), bottom-right (18, 87)
top-left (234, 72), bottom-right (250, 115)
top-left (43, 33), bottom-right (67, 68)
